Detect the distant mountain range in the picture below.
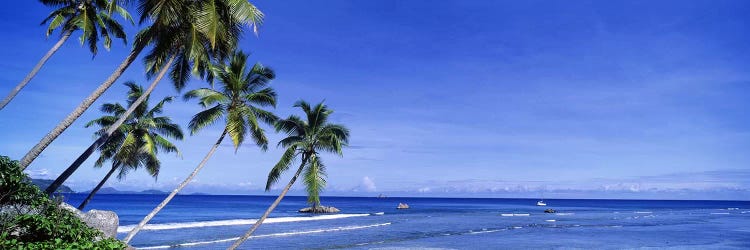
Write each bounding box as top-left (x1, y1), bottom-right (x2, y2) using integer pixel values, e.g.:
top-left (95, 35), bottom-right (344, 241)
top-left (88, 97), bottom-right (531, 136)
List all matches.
top-left (81, 187), bottom-right (210, 195)
top-left (82, 187), bottom-right (169, 195)
top-left (29, 179), bottom-right (208, 195)
top-left (30, 178), bottom-right (74, 193)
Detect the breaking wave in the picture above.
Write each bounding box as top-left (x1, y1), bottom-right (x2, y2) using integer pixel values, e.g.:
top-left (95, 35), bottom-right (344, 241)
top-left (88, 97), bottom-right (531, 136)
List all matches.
top-left (118, 213), bottom-right (370, 233)
top-left (137, 222), bottom-right (392, 249)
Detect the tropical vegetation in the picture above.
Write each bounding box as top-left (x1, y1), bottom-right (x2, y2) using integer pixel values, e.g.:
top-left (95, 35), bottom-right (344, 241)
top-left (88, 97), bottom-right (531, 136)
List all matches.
top-left (77, 82), bottom-right (183, 210)
top-left (18, 0), bottom-right (263, 174)
top-left (0, 156), bottom-right (126, 249)
top-left (123, 51), bottom-right (278, 243)
top-left (0, 0), bottom-right (133, 110)
top-left (229, 100), bottom-right (349, 249)
top-left (3, 1), bottom-right (352, 248)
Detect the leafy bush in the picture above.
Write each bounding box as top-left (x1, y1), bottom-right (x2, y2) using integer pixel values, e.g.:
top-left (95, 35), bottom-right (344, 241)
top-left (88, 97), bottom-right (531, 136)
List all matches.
top-left (0, 156), bottom-right (126, 249)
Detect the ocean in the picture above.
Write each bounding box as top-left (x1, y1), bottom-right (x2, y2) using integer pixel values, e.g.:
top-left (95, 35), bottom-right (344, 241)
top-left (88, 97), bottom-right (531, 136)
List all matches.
top-left (62, 194), bottom-right (750, 249)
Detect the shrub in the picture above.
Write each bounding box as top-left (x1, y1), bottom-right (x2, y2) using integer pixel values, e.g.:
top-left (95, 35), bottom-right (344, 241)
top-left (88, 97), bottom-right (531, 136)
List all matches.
top-left (0, 156), bottom-right (126, 249)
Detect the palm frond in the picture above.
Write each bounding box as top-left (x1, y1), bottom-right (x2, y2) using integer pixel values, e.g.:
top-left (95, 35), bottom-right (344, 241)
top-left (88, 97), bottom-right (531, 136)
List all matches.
top-left (188, 104), bottom-right (224, 135)
top-left (303, 154), bottom-right (326, 206)
top-left (225, 107), bottom-right (247, 150)
top-left (265, 146), bottom-right (298, 191)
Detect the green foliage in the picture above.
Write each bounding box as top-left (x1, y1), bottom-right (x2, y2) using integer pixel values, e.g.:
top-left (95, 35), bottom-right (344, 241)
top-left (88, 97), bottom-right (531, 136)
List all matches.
top-left (40, 0), bottom-right (133, 55)
top-left (184, 51), bottom-right (278, 150)
top-left (139, 0), bottom-right (264, 92)
top-left (0, 156), bottom-right (126, 249)
top-left (266, 101), bottom-right (350, 206)
top-left (87, 82), bottom-right (183, 180)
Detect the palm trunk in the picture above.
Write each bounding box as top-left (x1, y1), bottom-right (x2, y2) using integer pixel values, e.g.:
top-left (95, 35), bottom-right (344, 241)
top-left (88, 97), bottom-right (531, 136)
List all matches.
top-left (0, 28), bottom-right (74, 111)
top-left (44, 55), bottom-right (175, 195)
top-left (77, 163), bottom-right (118, 210)
top-left (228, 155), bottom-right (309, 250)
top-left (123, 129), bottom-right (228, 244)
top-left (19, 43), bottom-right (146, 171)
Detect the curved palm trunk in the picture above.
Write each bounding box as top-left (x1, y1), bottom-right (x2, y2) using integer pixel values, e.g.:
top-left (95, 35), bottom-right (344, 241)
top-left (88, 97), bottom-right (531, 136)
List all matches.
top-left (77, 163), bottom-right (119, 210)
top-left (0, 28), bottom-right (74, 111)
top-left (44, 55), bottom-right (175, 195)
top-left (228, 155), bottom-right (308, 250)
top-left (123, 129), bottom-right (228, 244)
top-left (19, 43), bottom-right (146, 171)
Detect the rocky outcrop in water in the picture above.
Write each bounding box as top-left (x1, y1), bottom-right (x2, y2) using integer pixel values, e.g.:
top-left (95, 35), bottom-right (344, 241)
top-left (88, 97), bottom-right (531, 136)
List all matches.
top-left (298, 206), bottom-right (340, 213)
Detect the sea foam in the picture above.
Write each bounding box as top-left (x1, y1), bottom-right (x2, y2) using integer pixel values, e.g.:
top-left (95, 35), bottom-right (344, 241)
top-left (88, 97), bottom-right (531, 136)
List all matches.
top-left (137, 222), bottom-right (392, 249)
top-left (117, 213), bottom-right (370, 233)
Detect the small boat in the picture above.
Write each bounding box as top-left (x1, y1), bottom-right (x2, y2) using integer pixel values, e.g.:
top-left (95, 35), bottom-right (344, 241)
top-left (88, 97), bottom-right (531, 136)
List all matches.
top-left (536, 192), bottom-right (547, 206)
top-left (397, 203), bottom-right (410, 209)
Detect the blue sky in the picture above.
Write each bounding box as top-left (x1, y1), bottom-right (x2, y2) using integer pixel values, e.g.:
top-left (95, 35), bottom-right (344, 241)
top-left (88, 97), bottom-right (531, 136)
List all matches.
top-left (1, 0), bottom-right (749, 200)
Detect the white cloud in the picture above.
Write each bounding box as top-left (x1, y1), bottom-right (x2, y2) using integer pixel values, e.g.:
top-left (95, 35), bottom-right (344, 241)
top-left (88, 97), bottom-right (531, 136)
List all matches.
top-left (361, 176), bottom-right (377, 192)
top-left (25, 168), bottom-right (50, 179)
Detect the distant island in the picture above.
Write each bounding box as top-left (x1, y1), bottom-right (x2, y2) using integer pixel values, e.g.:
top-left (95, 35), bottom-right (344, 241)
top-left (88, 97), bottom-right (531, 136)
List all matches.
top-left (31, 178), bottom-right (74, 193)
top-left (28, 180), bottom-right (212, 195)
top-left (79, 187), bottom-right (169, 195)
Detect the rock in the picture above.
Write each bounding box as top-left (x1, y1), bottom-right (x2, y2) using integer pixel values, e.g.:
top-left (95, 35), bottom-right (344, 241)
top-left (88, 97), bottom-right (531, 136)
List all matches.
top-left (544, 209), bottom-right (556, 213)
top-left (82, 209), bottom-right (119, 238)
top-left (397, 203), bottom-right (409, 209)
top-left (60, 202), bottom-right (119, 238)
top-left (298, 206), bottom-right (340, 213)
top-left (3, 202), bottom-right (119, 239)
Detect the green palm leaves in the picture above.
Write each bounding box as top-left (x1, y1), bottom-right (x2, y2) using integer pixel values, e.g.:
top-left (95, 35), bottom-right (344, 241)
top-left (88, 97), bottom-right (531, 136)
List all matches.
top-left (229, 101), bottom-right (349, 249)
top-left (0, 0), bottom-right (134, 111)
top-left (87, 82), bottom-right (183, 179)
top-left (42, 0), bottom-right (133, 55)
top-left (139, 0), bottom-right (264, 91)
top-left (122, 51), bottom-right (277, 243)
top-left (267, 101), bottom-right (350, 205)
top-left (78, 81), bottom-right (182, 210)
top-left (184, 51), bottom-right (278, 149)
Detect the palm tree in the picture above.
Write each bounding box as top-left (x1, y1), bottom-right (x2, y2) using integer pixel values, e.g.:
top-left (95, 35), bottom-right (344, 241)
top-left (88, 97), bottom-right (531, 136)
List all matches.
top-left (0, 0), bottom-right (133, 110)
top-left (77, 82), bottom-right (183, 210)
top-left (19, 0), bottom-right (263, 172)
top-left (229, 101), bottom-right (350, 249)
top-left (43, 0), bottom-right (262, 195)
top-left (123, 51), bottom-right (277, 243)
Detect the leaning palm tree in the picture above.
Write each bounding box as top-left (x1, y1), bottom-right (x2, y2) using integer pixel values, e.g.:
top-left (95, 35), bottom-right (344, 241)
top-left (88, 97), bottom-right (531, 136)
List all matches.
top-left (123, 51), bottom-right (277, 243)
top-left (20, 0), bottom-right (263, 171)
top-left (77, 82), bottom-right (183, 210)
top-left (229, 101), bottom-right (349, 249)
top-left (0, 0), bottom-right (133, 110)
top-left (41, 0), bottom-right (263, 195)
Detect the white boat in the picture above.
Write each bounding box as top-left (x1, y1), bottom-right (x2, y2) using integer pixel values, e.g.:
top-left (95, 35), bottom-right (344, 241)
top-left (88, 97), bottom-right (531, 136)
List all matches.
top-left (536, 192), bottom-right (547, 206)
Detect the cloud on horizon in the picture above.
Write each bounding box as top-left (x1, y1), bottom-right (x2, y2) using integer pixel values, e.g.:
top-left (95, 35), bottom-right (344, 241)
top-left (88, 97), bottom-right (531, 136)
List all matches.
top-left (57, 168), bottom-right (750, 200)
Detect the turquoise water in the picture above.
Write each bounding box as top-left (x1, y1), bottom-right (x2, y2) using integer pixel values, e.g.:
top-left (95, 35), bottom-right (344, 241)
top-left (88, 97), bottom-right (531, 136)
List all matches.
top-left (63, 194), bottom-right (750, 249)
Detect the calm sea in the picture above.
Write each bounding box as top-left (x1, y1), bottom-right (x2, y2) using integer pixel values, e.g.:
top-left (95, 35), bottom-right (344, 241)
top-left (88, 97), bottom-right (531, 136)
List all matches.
top-left (61, 194), bottom-right (750, 249)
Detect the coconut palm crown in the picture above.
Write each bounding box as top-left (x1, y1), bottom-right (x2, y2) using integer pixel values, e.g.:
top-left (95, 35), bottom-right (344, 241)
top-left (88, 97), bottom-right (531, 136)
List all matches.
top-left (183, 50), bottom-right (278, 149)
top-left (139, 0), bottom-right (264, 91)
top-left (229, 100), bottom-right (349, 249)
top-left (267, 100), bottom-right (350, 206)
top-left (77, 81), bottom-right (183, 210)
top-left (42, 0), bottom-right (133, 55)
top-left (86, 81), bottom-right (183, 179)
